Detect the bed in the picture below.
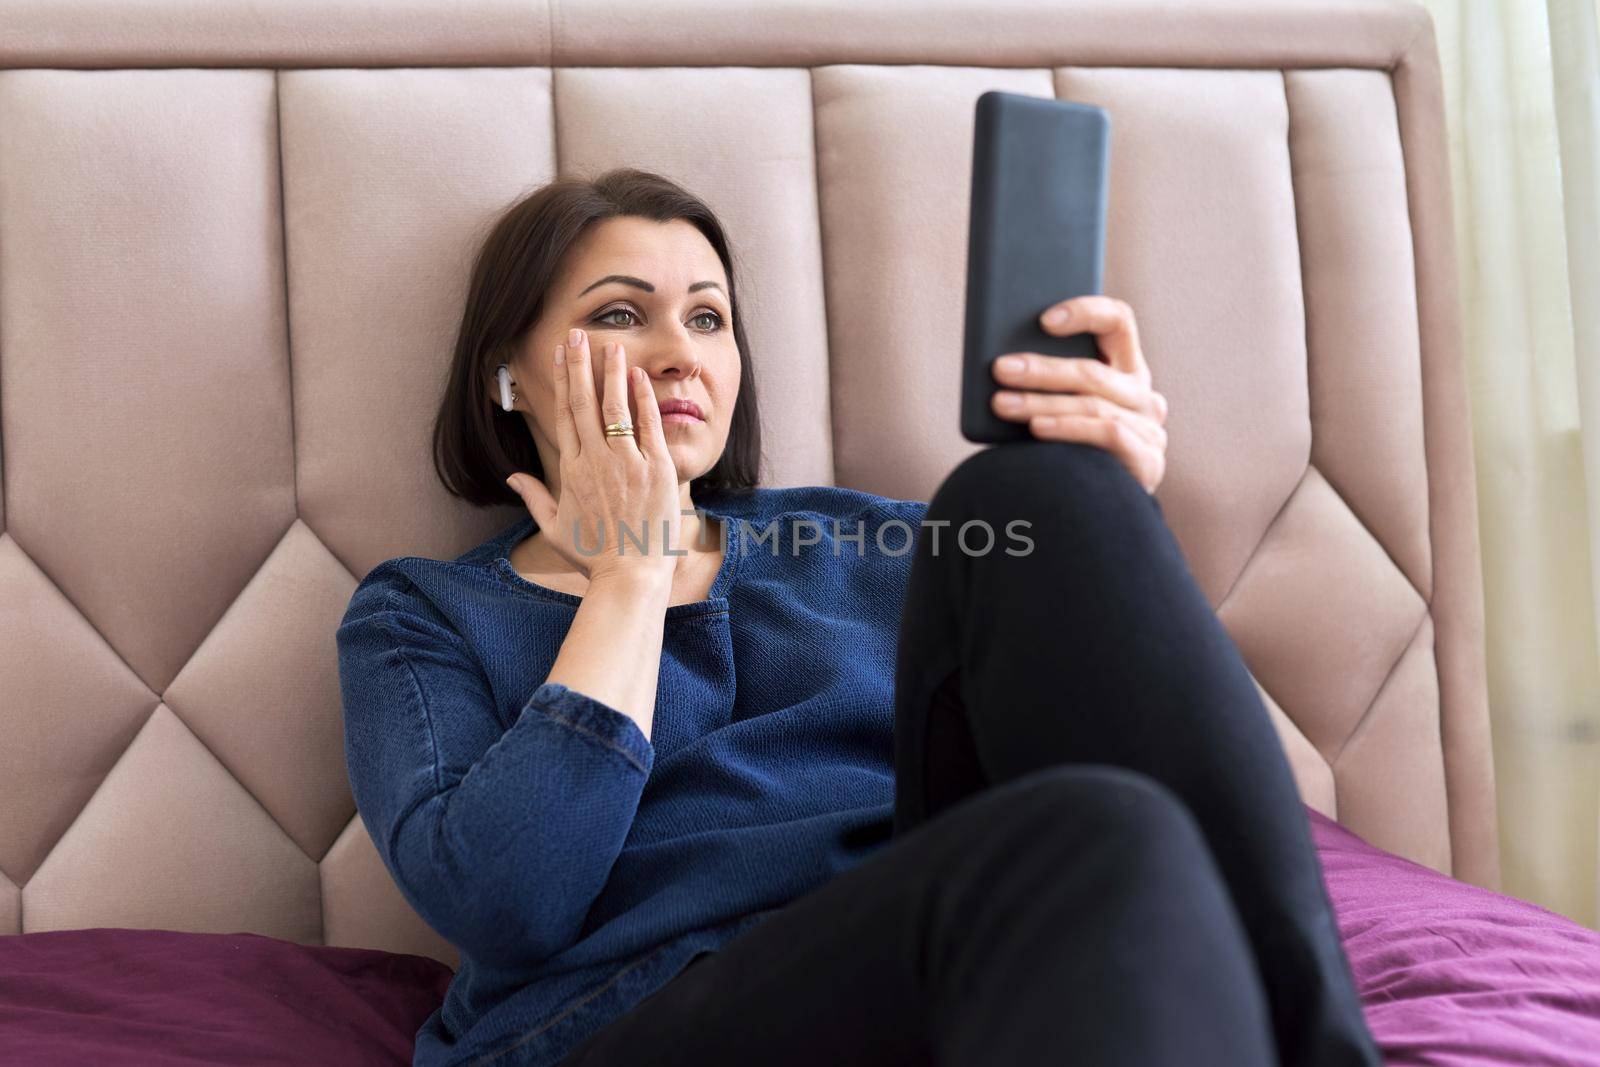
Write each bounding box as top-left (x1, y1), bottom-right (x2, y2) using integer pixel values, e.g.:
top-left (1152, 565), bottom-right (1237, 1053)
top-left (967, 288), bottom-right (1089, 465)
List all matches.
top-left (0, 0), bottom-right (1595, 1062)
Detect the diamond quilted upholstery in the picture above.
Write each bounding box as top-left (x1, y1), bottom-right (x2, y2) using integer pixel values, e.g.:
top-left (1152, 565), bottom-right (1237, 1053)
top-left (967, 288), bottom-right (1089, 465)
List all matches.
top-left (0, 0), bottom-right (1498, 969)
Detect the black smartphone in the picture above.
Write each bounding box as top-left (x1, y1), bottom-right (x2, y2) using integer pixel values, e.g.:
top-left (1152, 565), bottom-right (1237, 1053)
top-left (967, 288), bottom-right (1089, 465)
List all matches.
top-left (960, 91), bottom-right (1111, 444)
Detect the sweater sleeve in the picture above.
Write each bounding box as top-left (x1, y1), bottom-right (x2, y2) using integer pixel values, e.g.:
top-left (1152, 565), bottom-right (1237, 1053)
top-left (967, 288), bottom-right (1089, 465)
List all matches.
top-left (335, 577), bottom-right (654, 971)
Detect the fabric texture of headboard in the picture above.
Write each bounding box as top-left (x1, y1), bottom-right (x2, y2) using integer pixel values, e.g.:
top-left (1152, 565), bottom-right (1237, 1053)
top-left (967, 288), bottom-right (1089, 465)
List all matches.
top-left (0, 0), bottom-right (1497, 970)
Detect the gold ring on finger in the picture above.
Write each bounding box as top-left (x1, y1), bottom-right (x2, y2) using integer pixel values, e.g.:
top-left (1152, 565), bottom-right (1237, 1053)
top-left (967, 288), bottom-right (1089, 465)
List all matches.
top-left (604, 420), bottom-right (636, 437)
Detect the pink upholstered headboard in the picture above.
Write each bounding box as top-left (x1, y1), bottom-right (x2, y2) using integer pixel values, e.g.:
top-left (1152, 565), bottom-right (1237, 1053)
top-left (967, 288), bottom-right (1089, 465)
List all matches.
top-left (0, 0), bottom-right (1496, 970)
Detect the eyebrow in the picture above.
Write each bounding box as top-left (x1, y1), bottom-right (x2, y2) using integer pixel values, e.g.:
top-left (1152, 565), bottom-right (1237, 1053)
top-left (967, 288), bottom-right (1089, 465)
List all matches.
top-left (578, 274), bottom-right (725, 298)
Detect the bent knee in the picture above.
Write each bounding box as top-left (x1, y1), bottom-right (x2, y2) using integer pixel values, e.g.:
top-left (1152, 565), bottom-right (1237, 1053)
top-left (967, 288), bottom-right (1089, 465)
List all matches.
top-left (915, 765), bottom-right (1219, 928)
top-left (963, 763), bottom-right (1207, 863)
top-left (928, 441), bottom-right (1143, 529)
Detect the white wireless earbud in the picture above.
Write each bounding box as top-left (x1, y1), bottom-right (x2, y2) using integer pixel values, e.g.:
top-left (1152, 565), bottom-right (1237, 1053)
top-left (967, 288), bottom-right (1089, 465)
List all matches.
top-left (497, 364), bottom-right (516, 411)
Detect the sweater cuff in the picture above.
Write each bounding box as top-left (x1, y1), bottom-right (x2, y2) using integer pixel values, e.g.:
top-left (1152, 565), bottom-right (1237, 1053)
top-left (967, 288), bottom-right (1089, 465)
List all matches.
top-left (525, 681), bottom-right (654, 774)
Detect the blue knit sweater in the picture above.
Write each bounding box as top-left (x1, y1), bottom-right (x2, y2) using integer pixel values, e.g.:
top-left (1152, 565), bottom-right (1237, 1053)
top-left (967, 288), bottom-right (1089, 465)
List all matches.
top-left (336, 484), bottom-right (930, 1066)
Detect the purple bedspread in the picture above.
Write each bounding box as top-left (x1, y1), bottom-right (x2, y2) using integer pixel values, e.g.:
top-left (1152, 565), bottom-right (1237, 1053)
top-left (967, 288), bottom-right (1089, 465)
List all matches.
top-left (1309, 805), bottom-right (1600, 1065)
top-left (0, 926), bottom-right (453, 1065)
top-left (1, 811), bottom-right (1598, 1064)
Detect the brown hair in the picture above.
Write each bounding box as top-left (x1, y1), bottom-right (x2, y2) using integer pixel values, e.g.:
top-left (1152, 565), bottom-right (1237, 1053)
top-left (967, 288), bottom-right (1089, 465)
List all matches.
top-left (432, 167), bottom-right (763, 508)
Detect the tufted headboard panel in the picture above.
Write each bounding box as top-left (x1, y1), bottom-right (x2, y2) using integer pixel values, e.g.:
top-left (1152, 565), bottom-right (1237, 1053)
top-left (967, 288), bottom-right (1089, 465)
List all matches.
top-left (0, 0), bottom-right (1496, 969)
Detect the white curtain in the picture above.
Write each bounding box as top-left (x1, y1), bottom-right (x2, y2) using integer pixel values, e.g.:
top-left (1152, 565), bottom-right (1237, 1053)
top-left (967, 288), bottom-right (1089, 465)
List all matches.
top-left (1416, 0), bottom-right (1600, 928)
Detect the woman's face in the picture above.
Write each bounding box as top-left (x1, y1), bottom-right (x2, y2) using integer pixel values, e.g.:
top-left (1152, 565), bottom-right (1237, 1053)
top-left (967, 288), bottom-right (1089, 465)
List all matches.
top-left (506, 216), bottom-right (742, 493)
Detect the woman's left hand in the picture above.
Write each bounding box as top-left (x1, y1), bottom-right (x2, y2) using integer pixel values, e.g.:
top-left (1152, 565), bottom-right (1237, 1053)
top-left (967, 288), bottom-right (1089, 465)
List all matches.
top-left (990, 295), bottom-right (1168, 494)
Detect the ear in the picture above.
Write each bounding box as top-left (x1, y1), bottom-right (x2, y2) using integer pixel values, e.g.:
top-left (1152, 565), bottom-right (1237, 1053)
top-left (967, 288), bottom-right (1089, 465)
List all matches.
top-left (490, 364), bottom-right (517, 410)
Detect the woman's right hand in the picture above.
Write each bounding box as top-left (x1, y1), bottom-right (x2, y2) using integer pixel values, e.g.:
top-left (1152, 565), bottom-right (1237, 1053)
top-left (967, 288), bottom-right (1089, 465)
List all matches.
top-left (506, 327), bottom-right (682, 587)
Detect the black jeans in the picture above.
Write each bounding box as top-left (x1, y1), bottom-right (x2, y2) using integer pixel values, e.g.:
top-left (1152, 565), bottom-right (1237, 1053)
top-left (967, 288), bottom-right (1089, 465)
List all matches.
top-left (563, 441), bottom-right (1383, 1067)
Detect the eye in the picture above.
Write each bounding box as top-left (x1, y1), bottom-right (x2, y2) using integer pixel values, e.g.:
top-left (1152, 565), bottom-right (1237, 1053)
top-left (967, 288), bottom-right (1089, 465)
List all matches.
top-left (592, 304), bottom-right (727, 332)
top-left (594, 306), bottom-right (639, 328)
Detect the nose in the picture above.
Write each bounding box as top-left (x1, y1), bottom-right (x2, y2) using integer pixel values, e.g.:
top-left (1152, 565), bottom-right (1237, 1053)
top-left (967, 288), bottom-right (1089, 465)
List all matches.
top-left (626, 324), bottom-right (702, 382)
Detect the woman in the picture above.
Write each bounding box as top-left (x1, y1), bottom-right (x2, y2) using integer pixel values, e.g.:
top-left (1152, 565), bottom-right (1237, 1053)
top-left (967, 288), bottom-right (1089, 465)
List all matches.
top-left (336, 167), bottom-right (1384, 1067)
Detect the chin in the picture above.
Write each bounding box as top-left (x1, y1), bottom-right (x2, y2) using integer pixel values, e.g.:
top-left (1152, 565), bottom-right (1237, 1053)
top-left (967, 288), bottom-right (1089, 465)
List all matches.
top-left (664, 447), bottom-right (704, 481)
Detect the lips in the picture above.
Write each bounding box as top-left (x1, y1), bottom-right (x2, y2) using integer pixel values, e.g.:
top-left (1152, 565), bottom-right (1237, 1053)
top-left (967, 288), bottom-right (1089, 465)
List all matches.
top-left (658, 398), bottom-right (705, 421)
